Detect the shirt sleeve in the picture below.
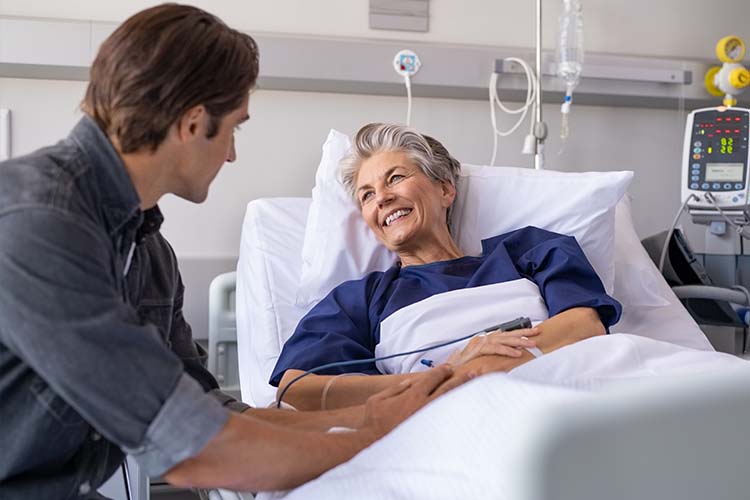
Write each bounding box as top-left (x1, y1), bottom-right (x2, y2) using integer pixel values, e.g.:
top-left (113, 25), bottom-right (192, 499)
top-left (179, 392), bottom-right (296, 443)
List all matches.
top-left (500, 226), bottom-right (622, 329)
top-left (0, 208), bottom-right (228, 476)
top-left (269, 275), bottom-right (381, 386)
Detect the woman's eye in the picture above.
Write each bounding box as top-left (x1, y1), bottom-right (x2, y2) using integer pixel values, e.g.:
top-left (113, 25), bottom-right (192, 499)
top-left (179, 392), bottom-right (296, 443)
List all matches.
top-left (361, 191), bottom-right (374, 203)
top-left (389, 174), bottom-right (404, 184)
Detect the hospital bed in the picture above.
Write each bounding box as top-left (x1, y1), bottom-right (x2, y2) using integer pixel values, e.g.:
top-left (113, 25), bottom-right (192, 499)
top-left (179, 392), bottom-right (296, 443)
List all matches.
top-left (222, 188), bottom-right (750, 499)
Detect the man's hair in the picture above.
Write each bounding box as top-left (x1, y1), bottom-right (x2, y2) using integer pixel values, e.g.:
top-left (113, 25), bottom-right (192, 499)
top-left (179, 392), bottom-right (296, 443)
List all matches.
top-left (82, 3), bottom-right (259, 153)
top-left (340, 122), bottom-right (462, 232)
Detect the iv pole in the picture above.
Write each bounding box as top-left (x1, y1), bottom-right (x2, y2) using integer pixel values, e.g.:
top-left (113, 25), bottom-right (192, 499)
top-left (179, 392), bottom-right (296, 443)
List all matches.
top-left (533, 0), bottom-right (548, 170)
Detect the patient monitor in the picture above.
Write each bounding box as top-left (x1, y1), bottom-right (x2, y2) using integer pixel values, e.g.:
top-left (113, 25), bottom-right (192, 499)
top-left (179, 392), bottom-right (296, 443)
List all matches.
top-left (682, 107), bottom-right (750, 217)
top-left (667, 107), bottom-right (750, 353)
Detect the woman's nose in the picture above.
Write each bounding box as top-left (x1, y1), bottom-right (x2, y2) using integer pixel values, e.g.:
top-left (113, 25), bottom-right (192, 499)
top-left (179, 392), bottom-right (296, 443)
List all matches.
top-left (375, 189), bottom-right (394, 207)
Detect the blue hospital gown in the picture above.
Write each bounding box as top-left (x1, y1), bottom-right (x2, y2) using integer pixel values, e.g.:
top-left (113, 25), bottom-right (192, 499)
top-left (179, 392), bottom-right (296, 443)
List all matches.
top-left (270, 226), bottom-right (622, 386)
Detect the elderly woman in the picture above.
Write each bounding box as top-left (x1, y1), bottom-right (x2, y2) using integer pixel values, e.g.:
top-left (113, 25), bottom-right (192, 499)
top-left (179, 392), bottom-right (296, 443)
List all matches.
top-left (271, 123), bottom-right (622, 410)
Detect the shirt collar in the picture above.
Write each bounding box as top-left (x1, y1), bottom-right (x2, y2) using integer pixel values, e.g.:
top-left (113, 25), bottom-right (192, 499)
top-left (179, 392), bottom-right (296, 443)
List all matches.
top-left (69, 115), bottom-right (164, 238)
top-left (137, 206), bottom-right (164, 243)
top-left (68, 115), bottom-right (155, 237)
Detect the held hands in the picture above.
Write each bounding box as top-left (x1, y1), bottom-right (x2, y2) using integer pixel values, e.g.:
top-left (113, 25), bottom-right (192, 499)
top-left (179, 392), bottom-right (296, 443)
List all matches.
top-left (360, 365), bottom-right (468, 438)
top-left (360, 328), bottom-right (541, 435)
top-left (446, 327), bottom-right (540, 367)
top-left (429, 328), bottom-right (540, 399)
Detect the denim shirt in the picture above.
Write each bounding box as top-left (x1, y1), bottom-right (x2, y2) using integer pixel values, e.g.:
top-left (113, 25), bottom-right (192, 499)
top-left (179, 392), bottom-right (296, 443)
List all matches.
top-left (0, 116), bottom-right (244, 498)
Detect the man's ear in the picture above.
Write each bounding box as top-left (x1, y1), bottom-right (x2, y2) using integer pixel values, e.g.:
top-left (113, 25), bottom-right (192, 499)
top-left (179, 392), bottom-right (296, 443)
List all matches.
top-left (176, 104), bottom-right (207, 142)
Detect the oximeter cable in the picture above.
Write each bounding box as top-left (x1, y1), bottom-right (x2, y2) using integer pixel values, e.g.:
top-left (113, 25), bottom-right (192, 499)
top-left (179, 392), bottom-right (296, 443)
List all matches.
top-left (275, 316), bottom-right (531, 408)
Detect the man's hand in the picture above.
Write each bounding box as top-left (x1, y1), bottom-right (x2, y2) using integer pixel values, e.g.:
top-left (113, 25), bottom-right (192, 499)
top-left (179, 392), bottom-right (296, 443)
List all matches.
top-left (360, 364), bottom-right (460, 437)
top-left (446, 327), bottom-right (539, 366)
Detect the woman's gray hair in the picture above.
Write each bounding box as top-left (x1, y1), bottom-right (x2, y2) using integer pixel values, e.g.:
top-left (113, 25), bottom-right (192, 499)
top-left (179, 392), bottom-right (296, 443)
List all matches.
top-left (340, 122), bottom-right (462, 230)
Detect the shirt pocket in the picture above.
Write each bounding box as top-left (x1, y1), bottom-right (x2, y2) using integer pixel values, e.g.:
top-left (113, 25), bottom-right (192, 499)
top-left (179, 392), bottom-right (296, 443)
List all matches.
top-left (29, 375), bottom-right (87, 428)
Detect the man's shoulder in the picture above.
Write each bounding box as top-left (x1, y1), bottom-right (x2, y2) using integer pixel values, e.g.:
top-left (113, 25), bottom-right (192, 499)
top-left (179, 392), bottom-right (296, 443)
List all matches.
top-left (0, 139), bottom-right (89, 213)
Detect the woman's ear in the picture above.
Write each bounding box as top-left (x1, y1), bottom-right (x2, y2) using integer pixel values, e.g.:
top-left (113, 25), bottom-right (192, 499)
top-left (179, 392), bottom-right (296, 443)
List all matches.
top-left (441, 180), bottom-right (457, 208)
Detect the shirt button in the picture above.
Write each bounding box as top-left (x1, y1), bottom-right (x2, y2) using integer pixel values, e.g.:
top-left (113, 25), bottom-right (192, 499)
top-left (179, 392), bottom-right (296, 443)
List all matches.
top-left (91, 432), bottom-right (101, 441)
top-left (78, 481), bottom-right (91, 495)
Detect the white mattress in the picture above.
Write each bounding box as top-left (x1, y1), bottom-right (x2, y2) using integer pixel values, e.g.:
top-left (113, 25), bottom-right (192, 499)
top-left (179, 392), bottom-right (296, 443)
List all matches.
top-left (236, 196), bottom-right (713, 407)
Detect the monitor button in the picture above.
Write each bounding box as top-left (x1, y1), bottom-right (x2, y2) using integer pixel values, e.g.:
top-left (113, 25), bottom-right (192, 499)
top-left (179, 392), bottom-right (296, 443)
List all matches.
top-left (724, 183), bottom-right (733, 190)
top-left (712, 183), bottom-right (721, 189)
top-left (702, 183), bottom-right (710, 189)
top-left (735, 183), bottom-right (744, 190)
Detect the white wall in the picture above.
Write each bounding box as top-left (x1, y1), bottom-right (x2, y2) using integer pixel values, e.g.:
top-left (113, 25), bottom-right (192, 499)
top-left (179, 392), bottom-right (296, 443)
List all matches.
top-left (0, 78), bottom-right (685, 255)
top-left (2, 0), bottom-right (749, 59)
top-left (1, 0), bottom-right (748, 334)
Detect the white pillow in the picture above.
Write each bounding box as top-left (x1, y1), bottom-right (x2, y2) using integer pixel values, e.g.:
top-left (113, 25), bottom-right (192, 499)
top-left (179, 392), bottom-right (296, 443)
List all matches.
top-left (296, 129), bottom-right (633, 307)
top-left (297, 130), bottom-right (397, 306)
top-left (451, 164), bottom-right (633, 294)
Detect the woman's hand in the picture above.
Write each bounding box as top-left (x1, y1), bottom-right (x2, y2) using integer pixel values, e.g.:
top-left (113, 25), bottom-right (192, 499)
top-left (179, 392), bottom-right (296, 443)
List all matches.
top-left (431, 352), bottom-right (533, 398)
top-left (446, 327), bottom-right (540, 367)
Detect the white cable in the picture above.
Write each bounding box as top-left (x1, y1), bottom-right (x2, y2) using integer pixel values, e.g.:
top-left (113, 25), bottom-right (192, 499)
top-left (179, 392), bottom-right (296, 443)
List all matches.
top-left (731, 285), bottom-right (750, 308)
top-left (489, 57), bottom-right (537, 165)
top-left (658, 194), bottom-right (698, 274)
top-left (405, 74), bottom-right (412, 127)
top-left (704, 192), bottom-right (750, 238)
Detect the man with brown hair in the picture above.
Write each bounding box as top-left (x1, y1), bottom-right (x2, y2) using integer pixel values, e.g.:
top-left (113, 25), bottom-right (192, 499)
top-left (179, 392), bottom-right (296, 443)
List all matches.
top-left (0, 4), bottom-right (457, 497)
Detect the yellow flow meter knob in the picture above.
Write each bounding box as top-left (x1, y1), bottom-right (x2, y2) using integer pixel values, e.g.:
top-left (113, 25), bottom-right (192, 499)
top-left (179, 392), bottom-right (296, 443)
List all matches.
top-left (729, 67), bottom-right (750, 89)
top-left (705, 66), bottom-right (724, 96)
top-left (716, 36), bottom-right (746, 63)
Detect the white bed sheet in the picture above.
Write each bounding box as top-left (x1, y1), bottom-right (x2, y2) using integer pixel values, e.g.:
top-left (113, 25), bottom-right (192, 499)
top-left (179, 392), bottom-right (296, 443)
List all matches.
top-left (258, 335), bottom-right (747, 500)
top-left (236, 196), bottom-right (713, 407)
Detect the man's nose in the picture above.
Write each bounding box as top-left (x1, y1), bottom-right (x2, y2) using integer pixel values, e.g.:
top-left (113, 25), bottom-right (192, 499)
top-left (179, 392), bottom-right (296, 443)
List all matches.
top-left (226, 136), bottom-right (237, 163)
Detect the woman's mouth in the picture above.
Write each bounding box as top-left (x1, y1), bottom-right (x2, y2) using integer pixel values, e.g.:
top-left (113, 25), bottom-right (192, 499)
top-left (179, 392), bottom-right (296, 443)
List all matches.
top-left (384, 208), bottom-right (412, 227)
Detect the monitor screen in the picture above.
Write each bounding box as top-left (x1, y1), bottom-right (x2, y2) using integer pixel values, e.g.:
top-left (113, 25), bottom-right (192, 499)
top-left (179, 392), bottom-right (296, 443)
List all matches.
top-left (705, 163), bottom-right (744, 182)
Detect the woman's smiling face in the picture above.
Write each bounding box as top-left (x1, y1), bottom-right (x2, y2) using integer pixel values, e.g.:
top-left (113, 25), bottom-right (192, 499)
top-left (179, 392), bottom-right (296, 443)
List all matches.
top-left (355, 150), bottom-right (455, 254)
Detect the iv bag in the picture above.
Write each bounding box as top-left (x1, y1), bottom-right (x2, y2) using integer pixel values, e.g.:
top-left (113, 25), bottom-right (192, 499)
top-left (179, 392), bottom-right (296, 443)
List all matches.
top-left (557, 0), bottom-right (584, 91)
top-left (557, 0), bottom-right (583, 142)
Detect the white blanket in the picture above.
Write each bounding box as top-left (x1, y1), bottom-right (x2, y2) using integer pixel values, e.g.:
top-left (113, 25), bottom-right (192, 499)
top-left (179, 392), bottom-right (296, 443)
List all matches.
top-left (259, 334), bottom-right (745, 500)
top-left (376, 278), bottom-right (549, 374)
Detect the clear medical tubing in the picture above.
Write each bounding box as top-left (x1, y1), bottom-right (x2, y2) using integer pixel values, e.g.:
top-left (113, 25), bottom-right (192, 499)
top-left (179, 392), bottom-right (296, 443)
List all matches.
top-left (557, 0), bottom-right (584, 140)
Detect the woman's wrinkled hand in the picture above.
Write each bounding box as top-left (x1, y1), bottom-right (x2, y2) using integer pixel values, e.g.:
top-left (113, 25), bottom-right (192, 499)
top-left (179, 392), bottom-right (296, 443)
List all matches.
top-left (446, 327), bottom-right (539, 367)
top-left (431, 353), bottom-right (530, 398)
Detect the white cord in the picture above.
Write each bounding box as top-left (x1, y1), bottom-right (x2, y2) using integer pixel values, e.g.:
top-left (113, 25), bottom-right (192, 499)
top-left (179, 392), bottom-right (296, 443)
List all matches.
top-left (488, 57), bottom-right (537, 166)
top-left (704, 192), bottom-right (750, 239)
top-left (404, 74), bottom-right (412, 127)
top-left (731, 285), bottom-right (750, 308)
top-left (658, 194), bottom-right (698, 274)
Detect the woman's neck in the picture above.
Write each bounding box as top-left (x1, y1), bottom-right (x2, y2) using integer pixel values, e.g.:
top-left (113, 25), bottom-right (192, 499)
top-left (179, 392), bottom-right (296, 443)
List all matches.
top-left (398, 234), bottom-right (463, 267)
